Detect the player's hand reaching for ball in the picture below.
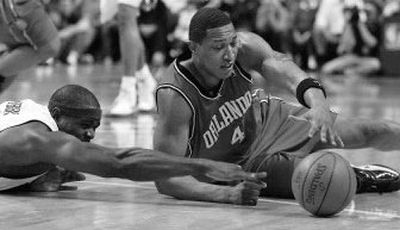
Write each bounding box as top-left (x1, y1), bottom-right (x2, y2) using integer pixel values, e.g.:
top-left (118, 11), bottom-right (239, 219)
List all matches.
top-left (199, 158), bottom-right (267, 183)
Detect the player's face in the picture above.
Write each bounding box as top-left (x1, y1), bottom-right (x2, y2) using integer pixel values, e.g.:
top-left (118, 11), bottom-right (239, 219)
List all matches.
top-left (58, 116), bottom-right (101, 142)
top-left (195, 23), bottom-right (239, 82)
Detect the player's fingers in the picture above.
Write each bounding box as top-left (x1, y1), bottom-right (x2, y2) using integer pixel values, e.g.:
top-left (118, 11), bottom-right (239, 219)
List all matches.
top-left (320, 125), bottom-right (328, 143)
top-left (327, 127), bottom-right (337, 146)
top-left (336, 133), bottom-right (345, 147)
top-left (61, 171), bottom-right (86, 183)
top-left (243, 180), bottom-right (266, 190)
top-left (308, 121), bottom-right (319, 138)
top-left (58, 185), bottom-right (78, 191)
top-left (243, 188), bottom-right (261, 198)
top-left (242, 172), bottom-right (267, 187)
top-left (242, 198), bottom-right (258, 206)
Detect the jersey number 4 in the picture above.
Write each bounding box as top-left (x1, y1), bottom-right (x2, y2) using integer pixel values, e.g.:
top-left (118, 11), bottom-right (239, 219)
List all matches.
top-left (231, 126), bottom-right (245, 145)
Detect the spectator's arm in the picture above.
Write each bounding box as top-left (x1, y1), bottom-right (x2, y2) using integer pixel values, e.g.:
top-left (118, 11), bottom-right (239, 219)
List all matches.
top-left (357, 22), bottom-right (378, 48)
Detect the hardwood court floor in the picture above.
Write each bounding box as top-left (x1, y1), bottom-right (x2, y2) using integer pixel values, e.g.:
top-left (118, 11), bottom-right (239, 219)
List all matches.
top-left (1, 64), bottom-right (400, 229)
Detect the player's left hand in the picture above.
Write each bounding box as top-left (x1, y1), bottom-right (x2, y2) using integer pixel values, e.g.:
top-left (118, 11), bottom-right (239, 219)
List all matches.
top-left (28, 166), bottom-right (86, 192)
top-left (302, 103), bottom-right (344, 147)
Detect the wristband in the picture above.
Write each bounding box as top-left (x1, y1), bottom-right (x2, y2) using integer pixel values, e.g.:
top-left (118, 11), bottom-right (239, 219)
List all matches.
top-left (296, 78), bottom-right (327, 108)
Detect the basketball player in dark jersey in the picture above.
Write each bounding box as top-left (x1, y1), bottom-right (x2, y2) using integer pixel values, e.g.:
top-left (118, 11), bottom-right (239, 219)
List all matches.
top-left (154, 7), bottom-right (400, 205)
top-left (0, 84), bottom-right (264, 192)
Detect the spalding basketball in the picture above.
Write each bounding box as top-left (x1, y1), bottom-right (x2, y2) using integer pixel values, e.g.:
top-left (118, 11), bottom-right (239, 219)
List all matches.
top-left (291, 150), bottom-right (357, 217)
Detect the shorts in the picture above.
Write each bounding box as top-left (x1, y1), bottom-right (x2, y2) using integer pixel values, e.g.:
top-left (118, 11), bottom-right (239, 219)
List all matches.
top-left (99, 0), bottom-right (141, 24)
top-left (0, 173), bottom-right (44, 191)
top-left (0, 0), bottom-right (58, 49)
top-left (242, 91), bottom-right (337, 198)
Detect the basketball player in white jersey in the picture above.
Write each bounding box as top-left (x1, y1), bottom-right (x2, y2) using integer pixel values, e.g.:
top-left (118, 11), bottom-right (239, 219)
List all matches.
top-left (100, 0), bottom-right (157, 116)
top-left (154, 8), bottom-right (400, 206)
top-left (0, 84), bottom-right (265, 192)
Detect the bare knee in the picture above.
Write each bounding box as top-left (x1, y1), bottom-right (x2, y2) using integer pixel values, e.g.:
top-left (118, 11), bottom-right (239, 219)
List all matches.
top-left (37, 36), bottom-right (61, 60)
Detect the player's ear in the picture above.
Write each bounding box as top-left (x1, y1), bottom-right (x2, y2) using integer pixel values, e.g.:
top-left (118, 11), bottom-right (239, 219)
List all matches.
top-left (50, 107), bottom-right (61, 120)
top-left (188, 41), bottom-right (199, 54)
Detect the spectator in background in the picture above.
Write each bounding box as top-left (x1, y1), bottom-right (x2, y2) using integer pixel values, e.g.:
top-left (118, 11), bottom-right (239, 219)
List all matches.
top-left (321, 1), bottom-right (382, 76)
top-left (50, 0), bottom-right (97, 65)
top-left (313, 0), bottom-right (348, 68)
top-left (0, 0), bottom-right (60, 92)
top-left (255, 0), bottom-right (291, 53)
top-left (290, 0), bottom-right (318, 70)
top-left (138, 0), bottom-right (169, 70)
top-left (167, 0), bottom-right (206, 62)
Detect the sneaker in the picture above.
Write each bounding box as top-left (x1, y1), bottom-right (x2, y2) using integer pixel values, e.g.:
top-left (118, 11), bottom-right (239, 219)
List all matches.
top-left (353, 164), bottom-right (400, 194)
top-left (107, 77), bottom-right (138, 116)
top-left (137, 65), bottom-right (156, 112)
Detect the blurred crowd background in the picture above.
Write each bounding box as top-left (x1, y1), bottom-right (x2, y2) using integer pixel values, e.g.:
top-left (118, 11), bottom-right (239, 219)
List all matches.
top-left (11, 0), bottom-right (400, 77)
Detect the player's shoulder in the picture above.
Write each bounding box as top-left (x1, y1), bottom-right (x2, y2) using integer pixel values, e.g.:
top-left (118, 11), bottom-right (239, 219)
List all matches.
top-left (156, 85), bottom-right (193, 122)
top-left (237, 31), bottom-right (273, 71)
top-left (0, 99), bottom-right (43, 113)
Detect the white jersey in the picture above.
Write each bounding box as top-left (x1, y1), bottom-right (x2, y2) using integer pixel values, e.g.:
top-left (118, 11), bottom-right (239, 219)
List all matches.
top-left (0, 99), bottom-right (58, 132)
top-left (0, 99), bottom-right (57, 191)
top-left (100, 0), bottom-right (142, 24)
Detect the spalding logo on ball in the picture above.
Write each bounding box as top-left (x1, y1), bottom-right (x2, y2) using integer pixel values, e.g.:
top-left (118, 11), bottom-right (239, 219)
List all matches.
top-left (291, 150), bottom-right (357, 217)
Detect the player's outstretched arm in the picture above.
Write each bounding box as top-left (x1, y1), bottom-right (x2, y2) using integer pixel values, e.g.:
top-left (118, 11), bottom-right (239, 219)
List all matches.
top-left (0, 122), bottom-right (258, 182)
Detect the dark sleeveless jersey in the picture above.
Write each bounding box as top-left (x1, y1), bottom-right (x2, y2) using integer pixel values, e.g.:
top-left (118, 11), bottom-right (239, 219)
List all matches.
top-left (156, 56), bottom-right (258, 164)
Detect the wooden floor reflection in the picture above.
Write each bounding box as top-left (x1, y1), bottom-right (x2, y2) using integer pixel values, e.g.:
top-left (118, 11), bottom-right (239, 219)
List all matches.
top-left (1, 65), bottom-right (400, 229)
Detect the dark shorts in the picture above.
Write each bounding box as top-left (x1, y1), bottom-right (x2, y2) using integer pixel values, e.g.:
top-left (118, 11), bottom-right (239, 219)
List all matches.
top-left (242, 92), bottom-right (336, 198)
top-left (0, 0), bottom-right (58, 49)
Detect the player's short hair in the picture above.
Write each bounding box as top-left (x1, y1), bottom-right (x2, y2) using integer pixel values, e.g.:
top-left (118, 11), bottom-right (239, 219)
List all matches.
top-left (189, 7), bottom-right (232, 43)
top-left (48, 84), bottom-right (100, 114)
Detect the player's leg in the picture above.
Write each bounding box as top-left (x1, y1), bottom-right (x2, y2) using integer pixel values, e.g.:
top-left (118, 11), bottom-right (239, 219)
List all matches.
top-left (244, 92), bottom-right (400, 197)
top-left (0, 38), bottom-right (59, 77)
top-left (0, 0), bottom-right (60, 91)
top-left (118, 1), bottom-right (156, 112)
top-left (243, 91), bottom-right (320, 198)
top-left (316, 115), bottom-right (400, 151)
top-left (107, 0), bottom-right (156, 116)
top-left (313, 116), bottom-right (400, 193)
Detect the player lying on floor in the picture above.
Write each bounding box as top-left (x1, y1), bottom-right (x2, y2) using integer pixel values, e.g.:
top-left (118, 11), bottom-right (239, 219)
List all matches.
top-left (0, 84), bottom-right (265, 192)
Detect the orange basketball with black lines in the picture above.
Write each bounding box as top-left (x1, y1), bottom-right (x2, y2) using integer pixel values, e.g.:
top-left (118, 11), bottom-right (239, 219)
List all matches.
top-left (291, 150), bottom-right (357, 217)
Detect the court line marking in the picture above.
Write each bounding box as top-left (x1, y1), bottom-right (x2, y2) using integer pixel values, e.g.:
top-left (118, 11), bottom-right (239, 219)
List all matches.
top-left (259, 198), bottom-right (400, 219)
top-left (79, 180), bottom-right (400, 219)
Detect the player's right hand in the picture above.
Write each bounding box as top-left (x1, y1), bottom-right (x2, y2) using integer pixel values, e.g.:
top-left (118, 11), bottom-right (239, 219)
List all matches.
top-left (200, 159), bottom-right (267, 183)
top-left (229, 180), bottom-right (266, 206)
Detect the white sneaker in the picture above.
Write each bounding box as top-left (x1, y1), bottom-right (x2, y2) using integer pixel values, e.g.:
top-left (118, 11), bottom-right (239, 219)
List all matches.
top-left (108, 77), bottom-right (138, 116)
top-left (137, 65), bottom-right (156, 112)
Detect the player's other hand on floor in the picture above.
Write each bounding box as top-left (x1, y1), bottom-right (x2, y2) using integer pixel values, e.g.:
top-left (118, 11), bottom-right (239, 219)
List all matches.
top-left (27, 167), bottom-right (86, 192)
top-left (229, 179), bottom-right (266, 206)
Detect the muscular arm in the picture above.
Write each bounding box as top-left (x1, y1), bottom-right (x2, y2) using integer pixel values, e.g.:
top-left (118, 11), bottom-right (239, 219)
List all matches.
top-left (0, 122), bottom-right (245, 182)
top-left (154, 88), bottom-right (233, 203)
top-left (237, 32), bottom-right (326, 106)
top-left (237, 32), bottom-right (342, 145)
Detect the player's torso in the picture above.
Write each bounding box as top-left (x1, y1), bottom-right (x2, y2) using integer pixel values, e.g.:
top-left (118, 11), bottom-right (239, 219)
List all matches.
top-left (158, 57), bottom-right (257, 163)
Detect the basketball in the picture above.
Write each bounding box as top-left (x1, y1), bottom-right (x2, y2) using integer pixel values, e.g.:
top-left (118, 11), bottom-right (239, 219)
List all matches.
top-left (291, 150), bottom-right (357, 217)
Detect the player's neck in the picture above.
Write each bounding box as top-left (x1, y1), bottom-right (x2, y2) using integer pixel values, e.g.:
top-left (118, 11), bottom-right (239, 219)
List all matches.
top-left (188, 60), bottom-right (221, 90)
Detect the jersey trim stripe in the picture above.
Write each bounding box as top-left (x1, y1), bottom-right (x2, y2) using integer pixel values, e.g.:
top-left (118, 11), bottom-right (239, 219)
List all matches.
top-left (235, 62), bottom-right (253, 83)
top-left (173, 60), bottom-right (224, 101)
top-left (156, 84), bottom-right (196, 158)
